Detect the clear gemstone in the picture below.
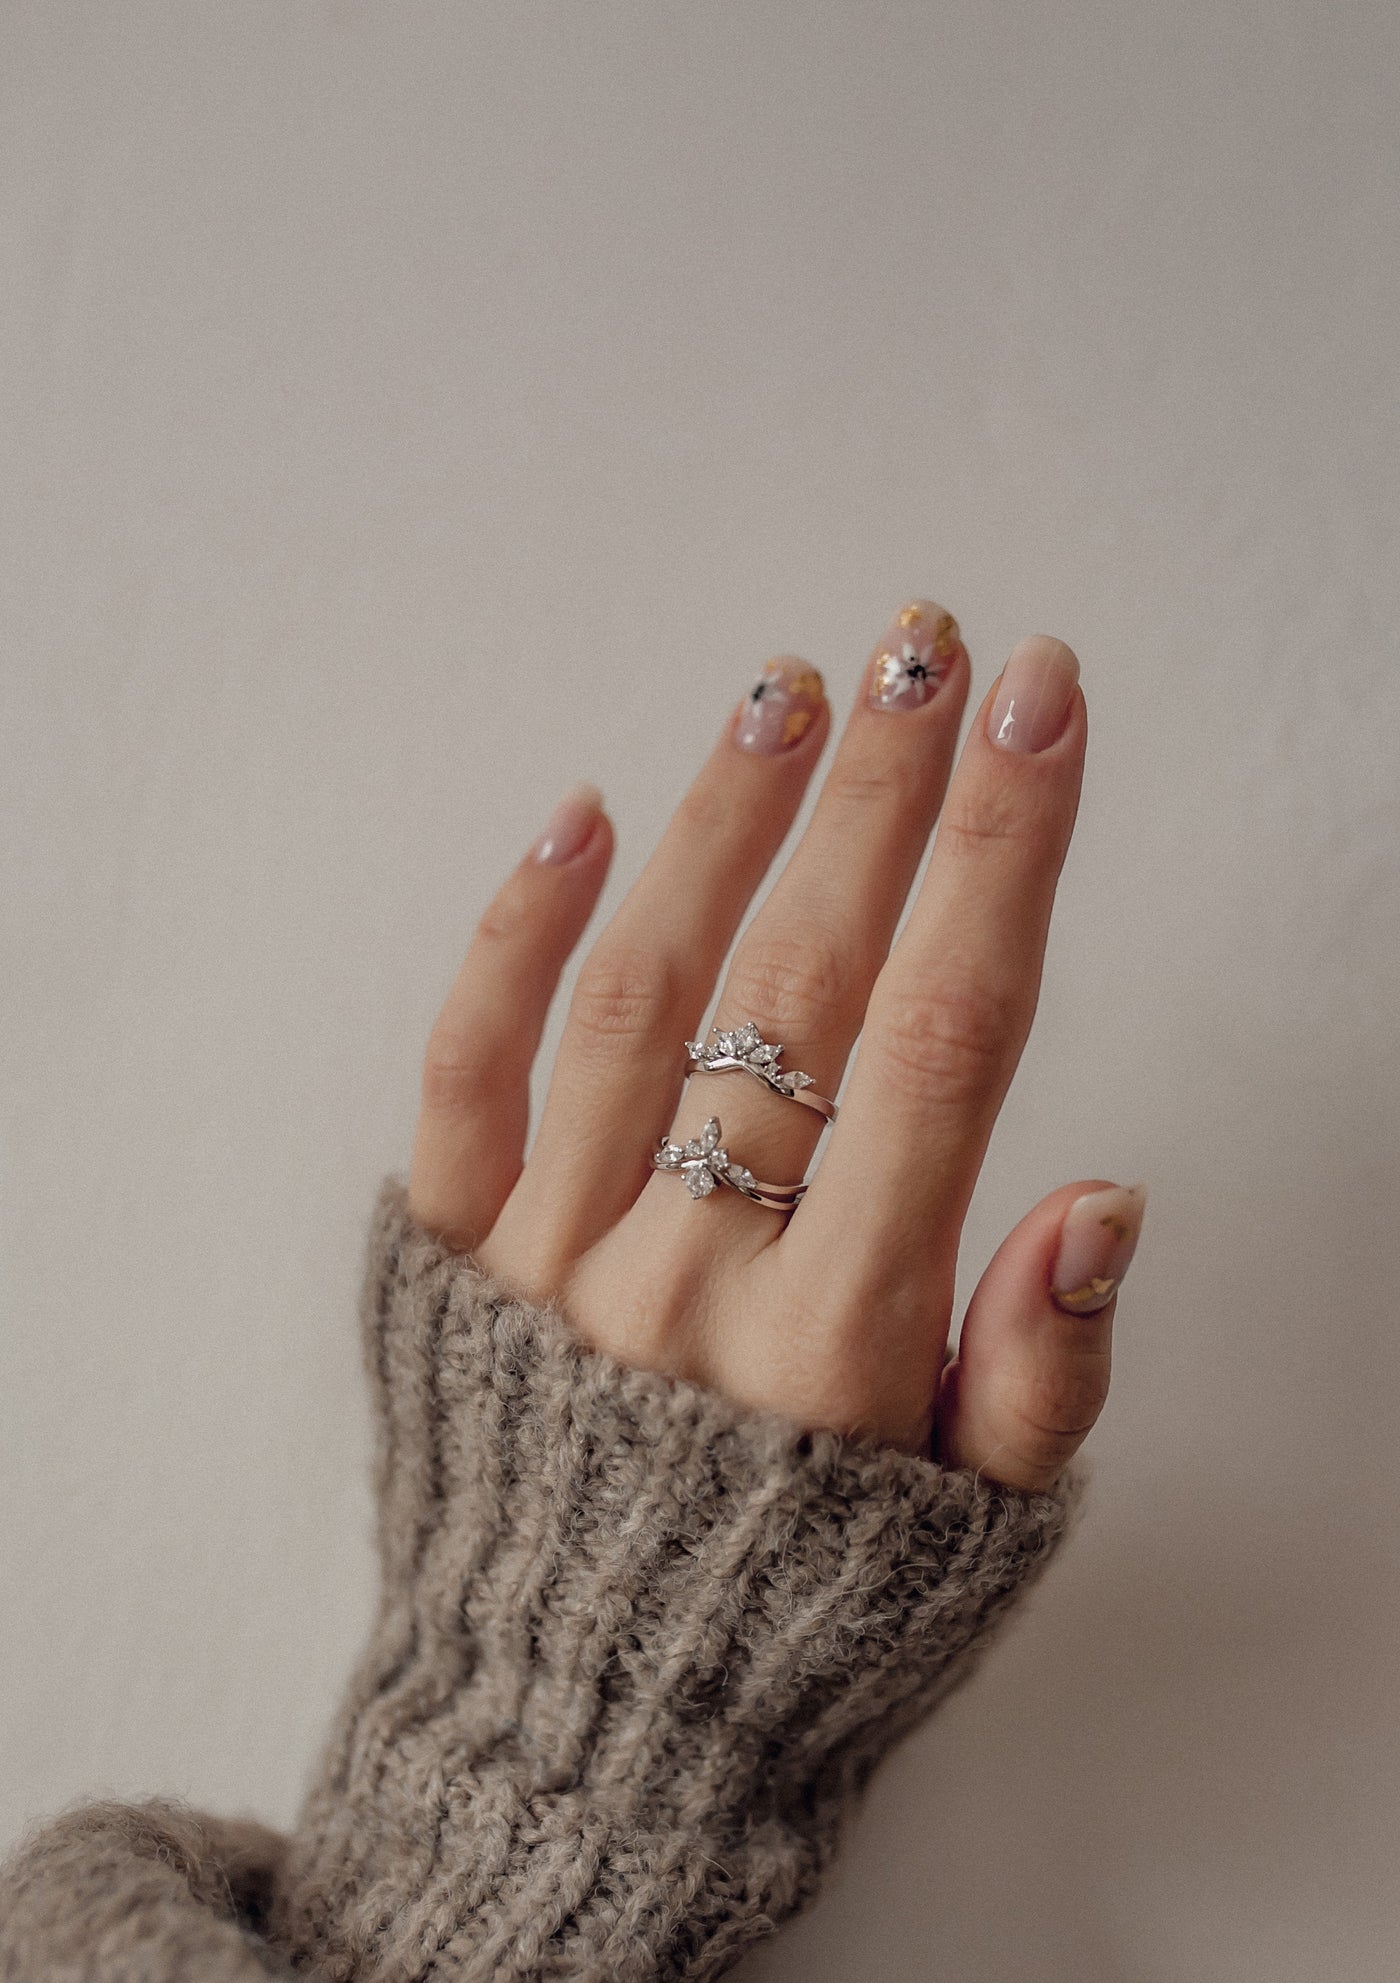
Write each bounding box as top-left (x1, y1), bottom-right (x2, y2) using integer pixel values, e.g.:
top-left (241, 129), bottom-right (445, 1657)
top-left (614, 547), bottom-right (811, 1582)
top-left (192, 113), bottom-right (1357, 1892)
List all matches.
top-left (790, 1071), bottom-right (814, 1088)
top-left (698, 1117), bottom-right (721, 1153)
top-left (727, 1163), bottom-right (755, 1189)
top-left (751, 1044), bottom-right (778, 1065)
top-left (735, 1022), bottom-right (762, 1052)
top-left (684, 1164), bottom-right (716, 1198)
top-left (655, 1145), bottom-right (681, 1168)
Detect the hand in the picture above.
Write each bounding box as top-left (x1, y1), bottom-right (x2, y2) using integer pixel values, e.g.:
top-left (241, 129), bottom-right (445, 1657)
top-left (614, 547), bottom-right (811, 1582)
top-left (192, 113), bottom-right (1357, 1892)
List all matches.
top-left (406, 603), bottom-right (1145, 1490)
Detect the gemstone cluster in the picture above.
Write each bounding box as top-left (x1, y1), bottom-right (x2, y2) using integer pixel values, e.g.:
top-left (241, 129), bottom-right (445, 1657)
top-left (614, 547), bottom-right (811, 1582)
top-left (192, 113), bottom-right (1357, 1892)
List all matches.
top-left (685, 1021), bottom-right (815, 1098)
top-left (653, 1116), bottom-right (756, 1199)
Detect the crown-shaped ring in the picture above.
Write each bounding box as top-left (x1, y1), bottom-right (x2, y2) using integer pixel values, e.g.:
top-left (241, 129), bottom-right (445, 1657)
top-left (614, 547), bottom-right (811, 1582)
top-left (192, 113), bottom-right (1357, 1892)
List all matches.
top-left (683, 1020), bottom-right (838, 1121)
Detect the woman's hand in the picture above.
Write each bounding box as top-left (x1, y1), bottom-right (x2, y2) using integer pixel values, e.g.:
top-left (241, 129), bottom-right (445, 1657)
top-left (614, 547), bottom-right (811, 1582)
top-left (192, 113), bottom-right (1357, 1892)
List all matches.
top-left (406, 603), bottom-right (1145, 1490)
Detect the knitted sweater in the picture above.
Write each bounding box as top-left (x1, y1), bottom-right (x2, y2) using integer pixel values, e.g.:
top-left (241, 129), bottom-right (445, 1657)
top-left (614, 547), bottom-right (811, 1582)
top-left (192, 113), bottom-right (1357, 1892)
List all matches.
top-left (0, 1177), bottom-right (1081, 1981)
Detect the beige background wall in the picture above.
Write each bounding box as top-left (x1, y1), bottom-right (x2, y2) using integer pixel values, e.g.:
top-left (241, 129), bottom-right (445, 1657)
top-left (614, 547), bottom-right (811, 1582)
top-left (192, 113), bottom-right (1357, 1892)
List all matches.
top-left (3, 5), bottom-right (1398, 1978)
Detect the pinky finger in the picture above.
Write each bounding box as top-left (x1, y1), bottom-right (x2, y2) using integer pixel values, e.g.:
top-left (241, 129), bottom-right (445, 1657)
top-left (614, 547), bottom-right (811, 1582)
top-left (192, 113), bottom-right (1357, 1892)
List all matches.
top-left (935, 1178), bottom-right (1148, 1492)
top-left (408, 783), bottom-right (613, 1251)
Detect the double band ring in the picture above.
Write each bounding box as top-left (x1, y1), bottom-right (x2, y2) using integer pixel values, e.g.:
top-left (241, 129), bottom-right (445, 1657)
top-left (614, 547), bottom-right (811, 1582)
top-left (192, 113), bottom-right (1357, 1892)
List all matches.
top-left (652, 1021), bottom-right (830, 1213)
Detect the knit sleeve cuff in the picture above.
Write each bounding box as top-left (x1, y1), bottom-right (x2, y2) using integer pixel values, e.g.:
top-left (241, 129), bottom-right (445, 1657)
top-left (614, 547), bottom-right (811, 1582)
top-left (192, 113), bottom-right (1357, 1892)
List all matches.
top-left (278, 1176), bottom-right (1082, 1981)
top-left (0, 1798), bottom-right (290, 1980)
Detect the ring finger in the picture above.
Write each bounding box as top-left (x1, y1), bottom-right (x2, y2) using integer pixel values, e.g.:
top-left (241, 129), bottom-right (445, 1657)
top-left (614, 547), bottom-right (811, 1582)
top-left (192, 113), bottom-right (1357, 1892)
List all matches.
top-left (483, 651), bottom-right (831, 1281)
top-left (789, 635), bottom-right (1087, 1333)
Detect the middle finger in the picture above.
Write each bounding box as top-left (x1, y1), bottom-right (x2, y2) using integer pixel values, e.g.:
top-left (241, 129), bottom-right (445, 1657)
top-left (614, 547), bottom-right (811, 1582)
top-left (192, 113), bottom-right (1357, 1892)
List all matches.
top-left (640, 599), bottom-right (971, 1241)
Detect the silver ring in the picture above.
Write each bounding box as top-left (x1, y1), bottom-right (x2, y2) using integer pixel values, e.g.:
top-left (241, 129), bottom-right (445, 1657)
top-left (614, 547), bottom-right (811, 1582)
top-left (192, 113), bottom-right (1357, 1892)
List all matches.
top-left (652, 1116), bottom-right (807, 1211)
top-left (684, 1021), bottom-right (838, 1122)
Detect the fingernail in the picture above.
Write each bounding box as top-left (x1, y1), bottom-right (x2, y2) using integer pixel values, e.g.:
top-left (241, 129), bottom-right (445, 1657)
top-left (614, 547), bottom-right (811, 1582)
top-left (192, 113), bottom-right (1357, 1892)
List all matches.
top-left (1051, 1183), bottom-right (1148, 1316)
top-left (735, 657), bottom-right (825, 754)
top-left (868, 600), bottom-right (965, 711)
top-left (531, 781), bottom-right (604, 864)
top-left (987, 635), bottom-right (1080, 753)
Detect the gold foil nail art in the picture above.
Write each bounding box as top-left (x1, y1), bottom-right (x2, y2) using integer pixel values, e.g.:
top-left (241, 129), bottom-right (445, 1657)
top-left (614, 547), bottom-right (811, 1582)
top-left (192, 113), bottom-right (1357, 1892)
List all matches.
top-left (736, 659), bottom-right (826, 755)
top-left (870, 604), bottom-right (963, 712)
top-left (1054, 1274), bottom-right (1121, 1316)
top-left (1050, 1184), bottom-right (1147, 1317)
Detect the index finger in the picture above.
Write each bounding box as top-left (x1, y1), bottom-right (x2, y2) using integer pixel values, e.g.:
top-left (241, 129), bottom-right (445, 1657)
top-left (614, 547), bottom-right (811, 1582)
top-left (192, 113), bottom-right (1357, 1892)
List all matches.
top-left (785, 635), bottom-right (1086, 1302)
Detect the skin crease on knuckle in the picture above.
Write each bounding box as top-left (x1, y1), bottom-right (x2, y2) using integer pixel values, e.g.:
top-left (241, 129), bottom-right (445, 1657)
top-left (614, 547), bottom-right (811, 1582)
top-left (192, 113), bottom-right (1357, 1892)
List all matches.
top-left (939, 786), bottom-right (1042, 855)
top-left (867, 977), bottom-right (1025, 1113)
top-left (1005, 1343), bottom-right (1113, 1455)
top-left (820, 750), bottom-right (928, 818)
top-left (566, 943), bottom-right (685, 1059)
top-left (419, 1040), bottom-right (498, 1117)
top-left (721, 926), bottom-right (860, 1044)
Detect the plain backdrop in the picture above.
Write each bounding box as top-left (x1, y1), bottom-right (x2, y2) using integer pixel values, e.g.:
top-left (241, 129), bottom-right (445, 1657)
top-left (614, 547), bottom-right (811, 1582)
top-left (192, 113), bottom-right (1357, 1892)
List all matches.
top-left (3, 5), bottom-right (1398, 1979)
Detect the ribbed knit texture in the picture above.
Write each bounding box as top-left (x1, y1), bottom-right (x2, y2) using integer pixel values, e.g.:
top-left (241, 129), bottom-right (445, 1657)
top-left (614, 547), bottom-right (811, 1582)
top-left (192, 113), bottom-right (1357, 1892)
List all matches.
top-left (0, 1176), bottom-right (1082, 1982)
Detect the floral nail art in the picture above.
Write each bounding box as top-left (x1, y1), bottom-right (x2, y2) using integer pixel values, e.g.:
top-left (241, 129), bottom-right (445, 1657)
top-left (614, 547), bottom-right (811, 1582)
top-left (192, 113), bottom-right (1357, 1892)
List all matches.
top-left (736, 658), bottom-right (826, 754)
top-left (869, 603), bottom-right (964, 711)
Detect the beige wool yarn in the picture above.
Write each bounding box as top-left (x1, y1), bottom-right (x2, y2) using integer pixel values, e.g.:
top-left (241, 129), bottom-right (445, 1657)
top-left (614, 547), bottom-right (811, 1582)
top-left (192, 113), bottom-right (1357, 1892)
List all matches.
top-left (1, 1179), bottom-right (1080, 1982)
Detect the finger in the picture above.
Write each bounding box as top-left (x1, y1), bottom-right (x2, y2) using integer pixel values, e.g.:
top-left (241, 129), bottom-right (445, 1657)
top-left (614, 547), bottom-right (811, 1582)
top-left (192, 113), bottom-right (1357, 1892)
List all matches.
top-left (790, 635), bottom-right (1086, 1302)
top-left (650, 602), bottom-right (970, 1240)
top-left (937, 1179), bottom-right (1147, 1491)
top-left (488, 659), bottom-right (830, 1276)
top-left (407, 782), bottom-right (613, 1251)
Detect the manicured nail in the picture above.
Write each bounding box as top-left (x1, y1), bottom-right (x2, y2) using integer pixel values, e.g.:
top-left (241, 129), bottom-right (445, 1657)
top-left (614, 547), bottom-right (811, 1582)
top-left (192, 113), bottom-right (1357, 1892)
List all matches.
top-left (868, 600), bottom-right (965, 711)
top-left (1051, 1183), bottom-right (1148, 1316)
top-left (987, 635), bottom-right (1080, 753)
top-left (735, 657), bottom-right (825, 754)
top-left (531, 781), bottom-right (604, 864)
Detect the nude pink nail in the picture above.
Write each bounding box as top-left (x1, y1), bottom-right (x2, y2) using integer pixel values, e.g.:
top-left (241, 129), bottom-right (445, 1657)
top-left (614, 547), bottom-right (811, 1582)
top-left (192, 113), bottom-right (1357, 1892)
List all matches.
top-left (1050, 1183), bottom-right (1148, 1316)
top-left (735, 657), bottom-right (826, 754)
top-left (987, 635), bottom-right (1080, 753)
top-left (868, 600), bottom-right (965, 711)
top-left (531, 782), bottom-right (603, 864)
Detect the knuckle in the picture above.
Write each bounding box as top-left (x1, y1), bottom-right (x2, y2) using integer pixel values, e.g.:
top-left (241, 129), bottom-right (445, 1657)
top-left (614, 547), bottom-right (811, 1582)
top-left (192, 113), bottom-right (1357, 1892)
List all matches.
top-left (938, 789), bottom-right (1038, 859)
top-left (1010, 1352), bottom-right (1112, 1457)
top-left (872, 978), bottom-right (1020, 1107)
top-left (420, 1030), bottom-right (496, 1115)
top-left (724, 927), bottom-right (855, 1040)
top-left (822, 753), bottom-right (923, 815)
top-left (568, 942), bottom-right (680, 1059)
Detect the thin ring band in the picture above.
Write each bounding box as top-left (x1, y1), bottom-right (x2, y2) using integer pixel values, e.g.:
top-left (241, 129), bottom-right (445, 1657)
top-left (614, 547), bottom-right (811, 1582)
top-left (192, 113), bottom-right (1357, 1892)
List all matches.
top-left (652, 1116), bottom-right (807, 1210)
top-left (684, 1022), bottom-right (838, 1122)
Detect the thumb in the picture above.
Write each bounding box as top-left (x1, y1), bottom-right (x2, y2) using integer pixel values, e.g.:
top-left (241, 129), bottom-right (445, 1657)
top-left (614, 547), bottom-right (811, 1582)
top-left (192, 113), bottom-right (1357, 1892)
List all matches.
top-left (935, 1179), bottom-right (1148, 1492)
